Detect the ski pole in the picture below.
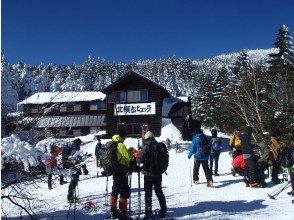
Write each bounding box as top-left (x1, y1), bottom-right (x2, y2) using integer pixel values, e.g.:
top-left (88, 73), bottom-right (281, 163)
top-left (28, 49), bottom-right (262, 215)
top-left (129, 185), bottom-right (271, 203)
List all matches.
top-left (268, 182), bottom-right (291, 199)
top-left (104, 176), bottom-right (109, 206)
top-left (128, 173), bottom-right (132, 216)
top-left (189, 159), bottom-right (192, 187)
top-left (269, 180), bottom-right (291, 196)
top-left (138, 171), bottom-right (141, 218)
top-left (74, 187), bottom-right (77, 220)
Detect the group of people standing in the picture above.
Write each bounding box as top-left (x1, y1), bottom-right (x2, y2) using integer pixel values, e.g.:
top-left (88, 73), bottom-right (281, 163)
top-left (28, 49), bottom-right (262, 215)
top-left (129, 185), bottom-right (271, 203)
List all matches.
top-left (46, 120), bottom-right (293, 220)
top-left (230, 127), bottom-right (286, 187)
top-left (103, 128), bottom-right (168, 220)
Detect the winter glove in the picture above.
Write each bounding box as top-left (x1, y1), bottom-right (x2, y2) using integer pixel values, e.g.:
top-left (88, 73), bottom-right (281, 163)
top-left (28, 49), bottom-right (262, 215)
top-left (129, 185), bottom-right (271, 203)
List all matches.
top-left (188, 155), bottom-right (191, 159)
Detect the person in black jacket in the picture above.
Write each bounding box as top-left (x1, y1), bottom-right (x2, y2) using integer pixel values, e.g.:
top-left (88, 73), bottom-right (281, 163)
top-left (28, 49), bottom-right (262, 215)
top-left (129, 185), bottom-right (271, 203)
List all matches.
top-left (139, 131), bottom-right (167, 219)
top-left (256, 142), bottom-right (270, 187)
top-left (240, 126), bottom-right (259, 187)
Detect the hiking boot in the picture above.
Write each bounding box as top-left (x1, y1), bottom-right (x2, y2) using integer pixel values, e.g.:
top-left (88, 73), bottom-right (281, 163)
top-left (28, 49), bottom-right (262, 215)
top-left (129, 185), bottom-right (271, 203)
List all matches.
top-left (271, 179), bottom-right (281, 184)
top-left (287, 190), bottom-right (294, 196)
top-left (292, 200), bottom-right (294, 204)
top-left (157, 209), bottom-right (167, 218)
top-left (144, 213), bottom-right (153, 220)
top-left (48, 186), bottom-right (52, 190)
top-left (110, 209), bottom-right (119, 219)
top-left (214, 173), bottom-right (220, 176)
top-left (60, 180), bottom-right (67, 185)
top-left (207, 181), bottom-right (213, 187)
top-left (119, 213), bottom-right (133, 220)
top-left (193, 180), bottom-right (199, 185)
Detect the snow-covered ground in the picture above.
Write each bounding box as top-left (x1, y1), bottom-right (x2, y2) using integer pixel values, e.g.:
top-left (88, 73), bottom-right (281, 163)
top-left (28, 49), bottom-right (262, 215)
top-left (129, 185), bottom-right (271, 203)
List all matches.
top-left (2, 124), bottom-right (294, 219)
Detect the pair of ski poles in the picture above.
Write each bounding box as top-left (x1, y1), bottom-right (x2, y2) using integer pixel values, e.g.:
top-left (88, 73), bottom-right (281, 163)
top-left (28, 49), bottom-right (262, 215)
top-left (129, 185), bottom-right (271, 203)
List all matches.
top-left (268, 179), bottom-right (292, 199)
top-left (104, 172), bottom-right (142, 218)
top-left (128, 172), bottom-right (142, 218)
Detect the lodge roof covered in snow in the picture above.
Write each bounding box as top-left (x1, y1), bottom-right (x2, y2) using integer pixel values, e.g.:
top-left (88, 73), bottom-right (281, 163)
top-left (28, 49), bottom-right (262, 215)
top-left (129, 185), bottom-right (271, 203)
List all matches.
top-left (18, 91), bottom-right (106, 105)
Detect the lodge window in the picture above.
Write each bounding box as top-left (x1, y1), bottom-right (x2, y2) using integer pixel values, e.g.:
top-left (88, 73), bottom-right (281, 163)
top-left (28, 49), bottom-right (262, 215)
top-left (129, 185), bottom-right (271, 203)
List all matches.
top-left (74, 104), bottom-right (81, 111)
top-left (59, 128), bottom-right (67, 136)
top-left (60, 105), bottom-right (67, 112)
top-left (90, 101), bottom-right (106, 110)
top-left (31, 105), bottom-right (40, 114)
top-left (118, 123), bottom-right (145, 138)
top-left (90, 127), bottom-right (99, 134)
top-left (73, 128), bottom-right (81, 136)
top-left (116, 90), bottom-right (148, 103)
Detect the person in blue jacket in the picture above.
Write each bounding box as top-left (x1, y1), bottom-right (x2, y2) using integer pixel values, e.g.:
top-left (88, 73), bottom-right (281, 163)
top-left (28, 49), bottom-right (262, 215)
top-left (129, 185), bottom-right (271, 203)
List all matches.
top-left (188, 119), bottom-right (213, 187)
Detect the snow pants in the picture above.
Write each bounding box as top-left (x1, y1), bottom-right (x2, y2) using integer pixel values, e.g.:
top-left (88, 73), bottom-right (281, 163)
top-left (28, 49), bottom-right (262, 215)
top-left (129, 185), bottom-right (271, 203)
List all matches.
top-left (193, 159), bottom-right (213, 183)
top-left (244, 156), bottom-right (258, 184)
top-left (209, 152), bottom-right (220, 174)
top-left (144, 175), bottom-right (167, 215)
top-left (111, 172), bottom-right (130, 199)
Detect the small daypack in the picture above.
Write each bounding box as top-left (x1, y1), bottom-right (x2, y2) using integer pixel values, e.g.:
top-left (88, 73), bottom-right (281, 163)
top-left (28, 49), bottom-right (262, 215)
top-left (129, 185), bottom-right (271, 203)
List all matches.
top-left (149, 142), bottom-right (169, 175)
top-left (99, 141), bottom-right (118, 176)
top-left (199, 135), bottom-right (211, 156)
top-left (211, 137), bottom-right (221, 152)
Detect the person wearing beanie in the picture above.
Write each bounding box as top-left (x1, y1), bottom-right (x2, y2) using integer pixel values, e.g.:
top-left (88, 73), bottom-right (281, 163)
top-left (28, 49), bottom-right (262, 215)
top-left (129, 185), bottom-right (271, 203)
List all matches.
top-left (109, 127), bottom-right (133, 220)
top-left (139, 130), bottom-right (168, 219)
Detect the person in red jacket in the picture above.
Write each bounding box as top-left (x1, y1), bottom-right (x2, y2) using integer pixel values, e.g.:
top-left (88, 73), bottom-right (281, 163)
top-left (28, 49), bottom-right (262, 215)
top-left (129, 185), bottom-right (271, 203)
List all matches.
top-left (47, 144), bottom-right (65, 189)
top-left (232, 154), bottom-right (250, 187)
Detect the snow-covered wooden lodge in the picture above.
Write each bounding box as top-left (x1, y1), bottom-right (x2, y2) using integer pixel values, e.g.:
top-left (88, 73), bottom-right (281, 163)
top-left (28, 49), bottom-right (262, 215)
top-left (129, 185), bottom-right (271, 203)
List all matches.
top-left (17, 91), bottom-right (106, 137)
top-left (15, 71), bottom-right (191, 138)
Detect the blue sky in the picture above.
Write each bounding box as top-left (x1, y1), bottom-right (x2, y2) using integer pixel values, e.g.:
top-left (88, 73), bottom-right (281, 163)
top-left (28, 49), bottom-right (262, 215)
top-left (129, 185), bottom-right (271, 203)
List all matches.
top-left (2, 0), bottom-right (294, 65)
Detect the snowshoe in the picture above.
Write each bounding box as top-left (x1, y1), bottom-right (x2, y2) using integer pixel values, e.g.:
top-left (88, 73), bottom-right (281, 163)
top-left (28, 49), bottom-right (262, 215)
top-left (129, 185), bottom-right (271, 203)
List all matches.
top-left (249, 182), bottom-right (262, 188)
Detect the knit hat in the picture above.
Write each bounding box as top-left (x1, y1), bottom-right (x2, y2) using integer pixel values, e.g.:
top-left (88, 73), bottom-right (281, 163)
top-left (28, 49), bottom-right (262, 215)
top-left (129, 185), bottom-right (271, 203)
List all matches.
top-left (144, 131), bottom-right (154, 139)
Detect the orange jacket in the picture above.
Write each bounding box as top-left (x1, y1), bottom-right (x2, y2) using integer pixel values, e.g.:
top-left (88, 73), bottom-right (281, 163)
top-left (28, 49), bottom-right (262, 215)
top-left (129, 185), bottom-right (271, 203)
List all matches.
top-left (229, 131), bottom-right (241, 151)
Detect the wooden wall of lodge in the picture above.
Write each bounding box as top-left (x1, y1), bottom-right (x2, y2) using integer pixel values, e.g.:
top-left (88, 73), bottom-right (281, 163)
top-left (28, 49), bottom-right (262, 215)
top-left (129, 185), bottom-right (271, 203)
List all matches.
top-left (105, 76), bottom-right (171, 138)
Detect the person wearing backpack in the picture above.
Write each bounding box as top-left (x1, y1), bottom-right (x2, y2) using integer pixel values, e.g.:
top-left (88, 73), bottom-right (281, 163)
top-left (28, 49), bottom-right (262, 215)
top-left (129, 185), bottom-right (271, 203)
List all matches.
top-left (47, 144), bottom-right (63, 189)
top-left (209, 128), bottom-right (222, 176)
top-left (109, 128), bottom-right (133, 220)
top-left (95, 136), bottom-right (103, 176)
top-left (229, 131), bottom-right (242, 176)
top-left (139, 131), bottom-right (168, 219)
top-left (188, 120), bottom-right (213, 187)
top-left (240, 126), bottom-right (260, 187)
top-left (67, 138), bottom-right (91, 203)
top-left (269, 130), bottom-right (283, 184)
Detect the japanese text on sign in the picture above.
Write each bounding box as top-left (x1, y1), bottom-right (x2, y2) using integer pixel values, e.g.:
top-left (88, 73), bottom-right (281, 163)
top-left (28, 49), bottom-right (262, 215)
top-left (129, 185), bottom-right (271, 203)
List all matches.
top-left (115, 102), bottom-right (156, 115)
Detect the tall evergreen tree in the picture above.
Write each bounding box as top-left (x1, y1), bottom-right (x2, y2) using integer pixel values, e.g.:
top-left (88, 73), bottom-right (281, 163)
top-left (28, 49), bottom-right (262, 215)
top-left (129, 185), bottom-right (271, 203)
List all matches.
top-left (268, 25), bottom-right (294, 71)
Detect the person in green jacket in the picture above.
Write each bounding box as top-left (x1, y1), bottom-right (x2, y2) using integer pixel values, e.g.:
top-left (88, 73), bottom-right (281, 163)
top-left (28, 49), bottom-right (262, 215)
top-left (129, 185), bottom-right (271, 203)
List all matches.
top-left (109, 128), bottom-right (133, 220)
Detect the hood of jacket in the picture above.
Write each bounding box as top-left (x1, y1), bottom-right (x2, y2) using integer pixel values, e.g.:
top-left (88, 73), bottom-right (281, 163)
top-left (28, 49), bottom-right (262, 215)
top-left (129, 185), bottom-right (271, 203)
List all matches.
top-left (112, 134), bottom-right (124, 143)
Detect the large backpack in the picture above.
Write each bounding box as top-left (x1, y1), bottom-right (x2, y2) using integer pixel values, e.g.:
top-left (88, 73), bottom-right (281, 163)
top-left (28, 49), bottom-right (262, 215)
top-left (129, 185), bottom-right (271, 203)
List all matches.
top-left (211, 137), bottom-right (221, 152)
top-left (99, 141), bottom-right (119, 176)
top-left (149, 142), bottom-right (169, 175)
top-left (199, 135), bottom-right (211, 156)
top-left (62, 144), bottom-right (73, 168)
